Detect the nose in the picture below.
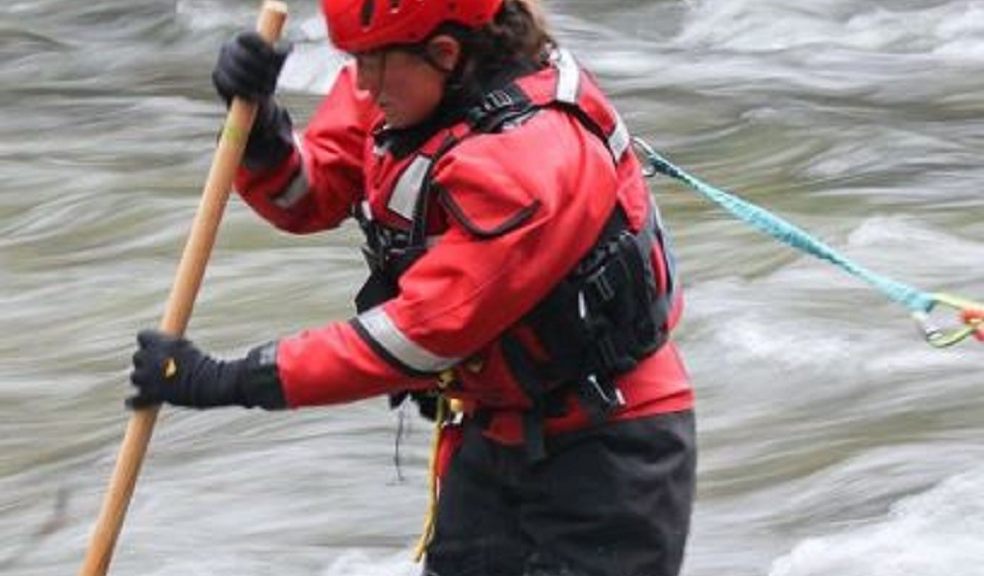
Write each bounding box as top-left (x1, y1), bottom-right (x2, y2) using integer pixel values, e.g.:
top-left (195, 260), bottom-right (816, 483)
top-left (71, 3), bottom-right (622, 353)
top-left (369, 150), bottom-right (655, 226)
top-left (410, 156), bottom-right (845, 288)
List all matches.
top-left (355, 62), bottom-right (376, 95)
top-left (354, 52), bottom-right (385, 98)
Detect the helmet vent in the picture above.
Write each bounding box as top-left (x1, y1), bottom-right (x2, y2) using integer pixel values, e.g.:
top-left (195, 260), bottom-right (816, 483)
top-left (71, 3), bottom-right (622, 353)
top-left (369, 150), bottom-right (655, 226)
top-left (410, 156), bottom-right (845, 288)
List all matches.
top-left (360, 0), bottom-right (375, 27)
top-left (388, 0), bottom-right (402, 11)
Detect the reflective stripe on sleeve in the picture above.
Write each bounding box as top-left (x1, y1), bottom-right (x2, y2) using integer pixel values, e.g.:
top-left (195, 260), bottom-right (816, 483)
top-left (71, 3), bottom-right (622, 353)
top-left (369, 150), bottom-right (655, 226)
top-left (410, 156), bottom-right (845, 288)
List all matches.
top-left (272, 166), bottom-right (310, 209)
top-left (354, 307), bottom-right (460, 374)
top-left (272, 136), bottom-right (310, 209)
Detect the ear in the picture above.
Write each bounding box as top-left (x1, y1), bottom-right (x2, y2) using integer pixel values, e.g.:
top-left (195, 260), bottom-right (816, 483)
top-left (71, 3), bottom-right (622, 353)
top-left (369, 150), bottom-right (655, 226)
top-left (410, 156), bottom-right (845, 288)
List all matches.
top-left (426, 34), bottom-right (461, 74)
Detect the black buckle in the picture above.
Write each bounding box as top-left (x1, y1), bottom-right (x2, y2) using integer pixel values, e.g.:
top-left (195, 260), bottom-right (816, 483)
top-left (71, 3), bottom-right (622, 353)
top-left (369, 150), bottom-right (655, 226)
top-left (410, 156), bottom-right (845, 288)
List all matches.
top-left (586, 270), bottom-right (617, 305)
top-left (483, 89), bottom-right (514, 112)
top-left (467, 90), bottom-right (521, 130)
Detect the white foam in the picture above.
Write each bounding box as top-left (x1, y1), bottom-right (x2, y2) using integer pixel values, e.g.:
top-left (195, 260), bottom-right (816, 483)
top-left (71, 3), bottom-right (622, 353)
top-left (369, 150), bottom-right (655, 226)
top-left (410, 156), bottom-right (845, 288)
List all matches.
top-left (278, 17), bottom-right (347, 95)
top-left (680, 211), bottom-right (984, 382)
top-left (320, 549), bottom-right (418, 576)
top-left (769, 467), bottom-right (984, 576)
top-left (174, 0), bottom-right (255, 32)
top-left (128, 548), bottom-right (420, 576)
top-left (279, 45), bottom-right (345, 95)
top-left (171, 4), bottom-right (345, 95)
top-left (674, 0), bottom-right (857, 54)
top-left (674, 0), bottom-right (984, 62)
top-left (846, 215), bottom-right (984, 277)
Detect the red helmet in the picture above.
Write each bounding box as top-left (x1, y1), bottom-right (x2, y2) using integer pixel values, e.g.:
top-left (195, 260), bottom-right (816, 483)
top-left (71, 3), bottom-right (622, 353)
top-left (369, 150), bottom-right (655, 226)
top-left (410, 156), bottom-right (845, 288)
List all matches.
top-left (323, 0), bottom-right (504, 53)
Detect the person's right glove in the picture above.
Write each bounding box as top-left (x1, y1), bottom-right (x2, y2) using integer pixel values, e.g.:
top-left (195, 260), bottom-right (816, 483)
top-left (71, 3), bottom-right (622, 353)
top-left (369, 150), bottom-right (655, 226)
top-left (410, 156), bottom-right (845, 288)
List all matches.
top-left (212, 30), bottom-right (295, 170)
top-left (128, 330), bottom-right (287, 411)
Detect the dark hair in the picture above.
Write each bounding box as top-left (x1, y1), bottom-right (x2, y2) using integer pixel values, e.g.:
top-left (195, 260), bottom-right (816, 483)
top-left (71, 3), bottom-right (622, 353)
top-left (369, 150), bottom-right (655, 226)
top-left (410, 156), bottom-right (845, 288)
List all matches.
top-left (470, 0), bottom-right (554, 70)
top-left (439, 0), bottom-right (555, 95)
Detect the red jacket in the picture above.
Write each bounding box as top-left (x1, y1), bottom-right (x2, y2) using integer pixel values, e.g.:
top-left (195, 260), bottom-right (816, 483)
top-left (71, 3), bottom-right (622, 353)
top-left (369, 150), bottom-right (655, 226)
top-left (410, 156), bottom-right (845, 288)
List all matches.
top-left (234, 52), bottom-right (693, 445)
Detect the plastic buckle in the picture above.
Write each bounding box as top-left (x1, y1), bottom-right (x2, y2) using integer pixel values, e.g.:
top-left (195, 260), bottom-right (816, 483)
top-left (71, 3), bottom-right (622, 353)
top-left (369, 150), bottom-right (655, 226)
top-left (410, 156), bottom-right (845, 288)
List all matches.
top-left (483, 90), bottom-right (514, 112)
top-left (585, 270), bottom-right (617, 309)
top-left (962, 309), bottom-right (984, 342)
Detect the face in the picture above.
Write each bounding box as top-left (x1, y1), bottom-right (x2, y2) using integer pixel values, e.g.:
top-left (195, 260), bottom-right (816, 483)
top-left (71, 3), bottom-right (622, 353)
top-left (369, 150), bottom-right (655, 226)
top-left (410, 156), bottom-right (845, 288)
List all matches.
top-left (354, 36), bottom-right (461, 129)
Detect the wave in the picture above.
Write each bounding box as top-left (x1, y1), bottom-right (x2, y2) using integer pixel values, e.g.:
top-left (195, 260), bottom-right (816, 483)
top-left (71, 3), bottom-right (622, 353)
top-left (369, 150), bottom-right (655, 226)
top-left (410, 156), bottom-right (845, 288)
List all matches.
top-left (769, 466), bottom-right (984, 576)
top-left (674, 0), bottom-right (984, 61)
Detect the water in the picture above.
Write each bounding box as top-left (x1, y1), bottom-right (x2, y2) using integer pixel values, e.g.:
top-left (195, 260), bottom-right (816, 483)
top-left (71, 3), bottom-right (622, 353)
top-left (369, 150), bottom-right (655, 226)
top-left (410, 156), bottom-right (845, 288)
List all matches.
top-left (2, 0), bottom-right (982, 574)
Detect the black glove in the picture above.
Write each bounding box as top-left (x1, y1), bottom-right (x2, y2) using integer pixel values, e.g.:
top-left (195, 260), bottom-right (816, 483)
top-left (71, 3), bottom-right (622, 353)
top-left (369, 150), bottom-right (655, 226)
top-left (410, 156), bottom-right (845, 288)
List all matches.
top-left (212, 31), bottom-right (292, 104)
top-left (212, 31), bottom-right (295, 170)
top-left (128, 330), bottom-right (287, 411)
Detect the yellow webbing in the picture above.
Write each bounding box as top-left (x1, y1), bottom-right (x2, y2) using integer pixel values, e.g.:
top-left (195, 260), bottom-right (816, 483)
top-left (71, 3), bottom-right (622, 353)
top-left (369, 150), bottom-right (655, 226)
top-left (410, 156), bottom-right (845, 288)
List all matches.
top-left (413, 397), bottom-right (446, 562)
top-left (413, 370), bottom-right (461, 562)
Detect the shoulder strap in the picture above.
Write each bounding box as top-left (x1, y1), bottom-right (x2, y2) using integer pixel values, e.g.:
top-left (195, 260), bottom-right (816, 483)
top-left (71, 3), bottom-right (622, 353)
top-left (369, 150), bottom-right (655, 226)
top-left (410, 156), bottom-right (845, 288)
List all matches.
top-left (400, 52), bottom-right (637, 261)
top-left (407, 133), bottom-right (461, 249)
top-left (465, 84), bottom-right (536, 133)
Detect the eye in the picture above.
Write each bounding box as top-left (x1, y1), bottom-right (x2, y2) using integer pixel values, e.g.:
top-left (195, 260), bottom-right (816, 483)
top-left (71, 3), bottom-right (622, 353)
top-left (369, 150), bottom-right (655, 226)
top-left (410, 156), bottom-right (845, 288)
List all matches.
top-left (355, 50), bottom-right (387, 77)
top-left (354, 51), bottom-right (371, 64)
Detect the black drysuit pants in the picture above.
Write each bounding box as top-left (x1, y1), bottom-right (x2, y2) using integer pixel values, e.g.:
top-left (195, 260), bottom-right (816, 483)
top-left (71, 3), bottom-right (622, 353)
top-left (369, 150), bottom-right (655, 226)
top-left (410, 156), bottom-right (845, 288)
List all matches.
top-left (423, 410), bottom-right (696, 576)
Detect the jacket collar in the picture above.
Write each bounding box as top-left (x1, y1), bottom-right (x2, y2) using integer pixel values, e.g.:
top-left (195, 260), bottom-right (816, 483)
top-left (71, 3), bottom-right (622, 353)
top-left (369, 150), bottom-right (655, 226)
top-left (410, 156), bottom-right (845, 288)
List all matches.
top-left (374, 58), bottom-right (543, 159)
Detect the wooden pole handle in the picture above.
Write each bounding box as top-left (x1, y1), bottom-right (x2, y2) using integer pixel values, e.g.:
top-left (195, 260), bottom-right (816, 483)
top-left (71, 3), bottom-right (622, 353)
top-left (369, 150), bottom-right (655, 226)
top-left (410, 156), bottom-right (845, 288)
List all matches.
top-left (79, 3), bottom-right (288, 575)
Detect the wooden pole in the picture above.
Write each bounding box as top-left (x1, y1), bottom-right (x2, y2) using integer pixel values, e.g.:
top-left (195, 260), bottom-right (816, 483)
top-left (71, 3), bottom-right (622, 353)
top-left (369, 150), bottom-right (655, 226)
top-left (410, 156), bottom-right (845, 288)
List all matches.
top-left (79, 3), bottom-right (288, 574)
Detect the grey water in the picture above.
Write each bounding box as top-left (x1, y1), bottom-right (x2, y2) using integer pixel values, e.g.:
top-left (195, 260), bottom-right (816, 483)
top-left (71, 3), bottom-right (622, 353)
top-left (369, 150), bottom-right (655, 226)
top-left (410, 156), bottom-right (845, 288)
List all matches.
top-left (2, 0), bottom-right (983, 574)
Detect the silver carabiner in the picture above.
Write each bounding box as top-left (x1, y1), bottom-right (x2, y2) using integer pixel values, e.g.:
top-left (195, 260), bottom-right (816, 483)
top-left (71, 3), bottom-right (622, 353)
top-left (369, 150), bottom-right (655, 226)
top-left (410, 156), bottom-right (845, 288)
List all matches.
top-left (632, 136), bottom-right (659, 178)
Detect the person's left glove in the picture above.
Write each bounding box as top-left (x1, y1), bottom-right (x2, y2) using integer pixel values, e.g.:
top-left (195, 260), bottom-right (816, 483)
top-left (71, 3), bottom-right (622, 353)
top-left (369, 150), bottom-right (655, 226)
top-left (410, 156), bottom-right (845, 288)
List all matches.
top-left (212, 30), bottom-right (295, 170)
top-left (212, 30), bottom-right (291, 104)
top-left (128, 330), bottom-right (287, 411)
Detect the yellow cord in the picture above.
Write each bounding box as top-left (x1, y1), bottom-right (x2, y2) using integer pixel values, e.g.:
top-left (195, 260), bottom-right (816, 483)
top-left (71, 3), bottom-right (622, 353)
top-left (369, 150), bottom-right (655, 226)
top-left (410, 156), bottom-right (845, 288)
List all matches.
top-left (413, 397), bottom-right (446, 562)
top-left (412, 369), bottom-right (467, 562)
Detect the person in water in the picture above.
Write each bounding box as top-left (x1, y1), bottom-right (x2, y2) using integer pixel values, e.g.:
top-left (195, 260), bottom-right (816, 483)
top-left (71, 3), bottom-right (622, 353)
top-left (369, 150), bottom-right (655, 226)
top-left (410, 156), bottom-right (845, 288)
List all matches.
top-left (129, 1), bottom-right (696, 574)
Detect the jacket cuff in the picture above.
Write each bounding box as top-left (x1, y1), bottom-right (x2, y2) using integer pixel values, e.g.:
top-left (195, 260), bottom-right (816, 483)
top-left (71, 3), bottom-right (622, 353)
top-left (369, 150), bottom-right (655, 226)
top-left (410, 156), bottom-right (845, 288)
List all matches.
top-left (239, 341), bottom-right (288, 410)
top-left (243, 99), bottom-right (296, 172)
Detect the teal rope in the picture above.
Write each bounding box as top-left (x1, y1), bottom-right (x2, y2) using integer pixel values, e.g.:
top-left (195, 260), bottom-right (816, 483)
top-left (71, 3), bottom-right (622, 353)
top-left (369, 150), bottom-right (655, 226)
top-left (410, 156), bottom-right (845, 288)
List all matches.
top-left (637, 144), bottom-right (936, 314)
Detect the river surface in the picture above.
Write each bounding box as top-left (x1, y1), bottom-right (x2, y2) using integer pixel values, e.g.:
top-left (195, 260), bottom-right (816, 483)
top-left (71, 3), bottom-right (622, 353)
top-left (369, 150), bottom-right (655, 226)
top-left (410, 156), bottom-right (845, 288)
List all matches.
top-left (2, 1), bottom-right (983, 574)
